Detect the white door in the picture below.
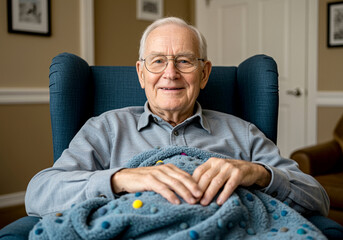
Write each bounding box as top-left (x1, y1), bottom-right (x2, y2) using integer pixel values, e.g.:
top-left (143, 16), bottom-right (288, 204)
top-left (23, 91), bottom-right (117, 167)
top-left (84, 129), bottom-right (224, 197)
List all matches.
top-left (196, 0), bottom-right (311, 157)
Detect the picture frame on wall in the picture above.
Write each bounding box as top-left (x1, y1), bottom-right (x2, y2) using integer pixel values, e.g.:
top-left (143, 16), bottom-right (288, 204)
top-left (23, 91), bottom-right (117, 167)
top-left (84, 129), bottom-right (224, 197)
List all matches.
top-left (7, 0), bottom-right (51, 36)
top-left (328, 1), bottom-right (343, 47)
top-left (137, 0), bottom-right (163, 21)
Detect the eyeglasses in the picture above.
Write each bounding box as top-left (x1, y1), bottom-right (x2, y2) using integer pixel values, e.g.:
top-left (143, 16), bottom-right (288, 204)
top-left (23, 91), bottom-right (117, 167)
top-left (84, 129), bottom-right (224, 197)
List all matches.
top-left (140, 54), bottom-right (205, 73)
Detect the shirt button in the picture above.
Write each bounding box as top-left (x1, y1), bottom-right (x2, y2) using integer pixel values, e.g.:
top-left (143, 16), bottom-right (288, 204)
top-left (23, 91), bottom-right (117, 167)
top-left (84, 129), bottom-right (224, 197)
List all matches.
top-left (99, 194), bottom-right (107, 198)
top-left (271, 192), bottom-right (278, 198)
top-left (153, 117), bottom-right (158, 122)
top-left (173, 131), bottom-right (179, 136)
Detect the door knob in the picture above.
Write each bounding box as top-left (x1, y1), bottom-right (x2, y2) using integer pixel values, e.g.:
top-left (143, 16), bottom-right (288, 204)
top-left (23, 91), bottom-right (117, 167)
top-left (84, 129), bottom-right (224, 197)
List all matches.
top-left (286, 88), bottom-right (302, 97)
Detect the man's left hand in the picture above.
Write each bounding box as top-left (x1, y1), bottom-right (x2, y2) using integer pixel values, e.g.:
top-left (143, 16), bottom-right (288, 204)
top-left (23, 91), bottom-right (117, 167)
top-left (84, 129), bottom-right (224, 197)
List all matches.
top-left (192, 157), bottom-right (271, 206)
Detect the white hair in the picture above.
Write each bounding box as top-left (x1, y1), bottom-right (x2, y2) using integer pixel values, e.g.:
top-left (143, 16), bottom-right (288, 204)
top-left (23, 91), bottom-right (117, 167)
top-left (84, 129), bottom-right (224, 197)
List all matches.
top-left (138, 17), bottom-right (208, 61)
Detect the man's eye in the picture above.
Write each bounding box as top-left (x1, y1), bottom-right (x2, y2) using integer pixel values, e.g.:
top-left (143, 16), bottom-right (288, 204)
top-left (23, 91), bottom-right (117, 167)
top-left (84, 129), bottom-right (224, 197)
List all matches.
top-left (177, 58), bottom-right (192, 64)
top-left (151, 58), bottom-right (165, 64)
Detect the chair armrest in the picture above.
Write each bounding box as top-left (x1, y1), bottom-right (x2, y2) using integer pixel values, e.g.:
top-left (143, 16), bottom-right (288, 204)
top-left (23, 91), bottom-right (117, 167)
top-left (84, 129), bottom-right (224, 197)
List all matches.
top-left (306, 214), bottom-right (343, 240)
top-left (0, 216), bottom-right (40, 240)
top-left (290, 140), bottom-right (343, 176)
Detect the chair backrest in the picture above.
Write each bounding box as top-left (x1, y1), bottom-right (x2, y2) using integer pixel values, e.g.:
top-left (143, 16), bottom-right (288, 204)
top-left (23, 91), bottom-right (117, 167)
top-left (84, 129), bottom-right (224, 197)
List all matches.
top-left (49, 53), bottom-right (279, 162)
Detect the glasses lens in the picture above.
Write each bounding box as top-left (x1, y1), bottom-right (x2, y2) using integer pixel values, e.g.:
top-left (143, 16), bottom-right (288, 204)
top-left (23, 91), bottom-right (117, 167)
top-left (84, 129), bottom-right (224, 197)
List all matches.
top-left (175, 55), bottom-right (197, 73)
top-left (145, 55), bottom-right (167, 73)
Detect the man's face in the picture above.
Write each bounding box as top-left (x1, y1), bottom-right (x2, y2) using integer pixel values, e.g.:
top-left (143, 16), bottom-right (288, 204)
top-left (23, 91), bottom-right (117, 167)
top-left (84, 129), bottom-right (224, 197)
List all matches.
top-left (136, 24), bottom-right (211, 119)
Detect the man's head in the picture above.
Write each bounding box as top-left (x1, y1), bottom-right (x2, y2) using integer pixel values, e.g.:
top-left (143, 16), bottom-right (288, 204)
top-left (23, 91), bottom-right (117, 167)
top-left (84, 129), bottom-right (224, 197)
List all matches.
top-left (138, 17), bottom-right (208, 61)
top-left (136, 17), bottom-right (212, 125)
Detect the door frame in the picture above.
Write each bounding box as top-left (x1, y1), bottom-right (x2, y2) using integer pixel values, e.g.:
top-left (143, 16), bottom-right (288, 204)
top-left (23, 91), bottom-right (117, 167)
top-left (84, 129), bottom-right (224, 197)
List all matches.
top-left (306, 0), bottom-right (318, 146)
top-left (195, 0), bottom-right (318, 147)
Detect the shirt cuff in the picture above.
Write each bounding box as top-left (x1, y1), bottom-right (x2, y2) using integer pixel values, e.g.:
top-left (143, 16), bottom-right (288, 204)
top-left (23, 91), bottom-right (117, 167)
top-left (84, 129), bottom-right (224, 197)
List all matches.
top-left (86, 168), bottom-right (124, 199)
top-left (261, 165), bottom-right (291, 201)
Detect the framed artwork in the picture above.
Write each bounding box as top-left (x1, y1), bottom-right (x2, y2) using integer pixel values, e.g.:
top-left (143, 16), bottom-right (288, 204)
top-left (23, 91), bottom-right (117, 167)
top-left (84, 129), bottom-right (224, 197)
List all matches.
top-left (328, 1), bottom-right (343, 47)
top-left (7, 0), bottom-right (51, 36)
top-left (137, 0), bottom-right (163, 21)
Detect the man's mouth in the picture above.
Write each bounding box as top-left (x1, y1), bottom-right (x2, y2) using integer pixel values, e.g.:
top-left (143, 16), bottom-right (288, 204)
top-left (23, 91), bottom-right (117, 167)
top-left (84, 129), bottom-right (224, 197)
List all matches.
top-left (160, 88), bottom-right (183, 90)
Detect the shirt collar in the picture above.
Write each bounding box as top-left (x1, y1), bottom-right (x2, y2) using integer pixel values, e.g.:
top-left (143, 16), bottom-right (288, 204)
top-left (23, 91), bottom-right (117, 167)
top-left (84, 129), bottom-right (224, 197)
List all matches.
top-left (137, 102), bottom-right (153, 131)
top-left (137, 101), bottom-right (211, 133)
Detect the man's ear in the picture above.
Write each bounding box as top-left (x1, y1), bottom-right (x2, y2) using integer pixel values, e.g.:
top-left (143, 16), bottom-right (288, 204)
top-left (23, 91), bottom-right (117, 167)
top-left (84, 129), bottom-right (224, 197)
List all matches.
top-left (136, 61), bottom-right (145, 89)
top-left (200, 61), bottom-right (212, 90)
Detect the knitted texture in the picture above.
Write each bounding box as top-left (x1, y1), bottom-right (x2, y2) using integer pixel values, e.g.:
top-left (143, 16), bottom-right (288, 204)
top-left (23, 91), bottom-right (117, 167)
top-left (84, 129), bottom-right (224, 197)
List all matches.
top-left (29, 146), bottom-right (326, 240)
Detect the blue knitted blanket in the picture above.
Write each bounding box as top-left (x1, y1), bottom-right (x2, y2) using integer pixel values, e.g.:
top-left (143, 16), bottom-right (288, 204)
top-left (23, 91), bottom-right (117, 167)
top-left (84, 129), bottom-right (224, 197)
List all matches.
top-left (30, 146), bottom-right (326, 240)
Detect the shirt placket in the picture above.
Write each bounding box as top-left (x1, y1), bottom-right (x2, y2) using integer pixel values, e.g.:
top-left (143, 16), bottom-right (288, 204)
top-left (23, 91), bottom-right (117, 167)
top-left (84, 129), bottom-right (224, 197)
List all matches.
top-left (170, 126), bottom-right (186, 146)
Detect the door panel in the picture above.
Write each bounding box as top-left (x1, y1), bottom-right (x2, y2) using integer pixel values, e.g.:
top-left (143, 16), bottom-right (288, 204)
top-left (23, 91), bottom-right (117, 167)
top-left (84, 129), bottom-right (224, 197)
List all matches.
top-left (196, 0), bottom-right (308, 157)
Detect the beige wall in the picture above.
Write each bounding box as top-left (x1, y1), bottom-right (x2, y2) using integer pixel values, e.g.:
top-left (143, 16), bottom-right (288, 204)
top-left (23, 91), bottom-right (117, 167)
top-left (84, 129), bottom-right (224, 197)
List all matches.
top-left (94, 0), bottom-right (194, 66)
top-left (0, 0), bottom-right (80, 195)
top-left (317, 0), bottom-right (343, 143)
top-left (317, 107), bottom-right (343, 142)
top-left (0, 0), bottom-right (342, 197)
top-left (0, 0), bottom-right (80, 87)
top-left (0, 105), bottom-right (52, 193)
top-left (318, 0), bottom-right (343, 91)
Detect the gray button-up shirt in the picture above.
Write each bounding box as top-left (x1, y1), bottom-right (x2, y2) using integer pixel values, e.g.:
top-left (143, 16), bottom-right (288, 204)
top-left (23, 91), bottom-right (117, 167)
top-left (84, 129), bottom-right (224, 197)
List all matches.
top-left (25, 102), bottom-right (329, 217)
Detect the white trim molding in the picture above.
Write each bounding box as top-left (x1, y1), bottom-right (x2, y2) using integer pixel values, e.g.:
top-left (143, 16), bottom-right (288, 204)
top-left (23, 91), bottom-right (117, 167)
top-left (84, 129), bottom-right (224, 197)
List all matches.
top-left (0, 191), bottom-right (25, 208)
top-left (0, 88), bottom-right (49, 104)
top-left (80, 0), bottom-right (95, 66)
top-left (317, 91), bottom-right (343, 107)
top-left (306, 0), bottom-right (319, 146)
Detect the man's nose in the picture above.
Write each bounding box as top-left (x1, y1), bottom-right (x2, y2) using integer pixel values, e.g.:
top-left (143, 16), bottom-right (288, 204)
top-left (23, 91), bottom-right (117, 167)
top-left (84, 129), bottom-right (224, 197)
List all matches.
top-left (163, 59), bottom-right (179, 80)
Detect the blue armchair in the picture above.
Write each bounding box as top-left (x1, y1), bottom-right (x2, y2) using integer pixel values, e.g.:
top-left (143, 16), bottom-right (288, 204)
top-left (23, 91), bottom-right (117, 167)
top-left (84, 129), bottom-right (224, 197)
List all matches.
top-left (1, 53), bottom-right (342, 239)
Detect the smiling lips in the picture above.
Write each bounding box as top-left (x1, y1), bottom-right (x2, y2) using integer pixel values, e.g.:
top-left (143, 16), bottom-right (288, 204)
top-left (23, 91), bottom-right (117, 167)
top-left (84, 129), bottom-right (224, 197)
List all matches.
top-left (160, 87), bottom-right (184, 90)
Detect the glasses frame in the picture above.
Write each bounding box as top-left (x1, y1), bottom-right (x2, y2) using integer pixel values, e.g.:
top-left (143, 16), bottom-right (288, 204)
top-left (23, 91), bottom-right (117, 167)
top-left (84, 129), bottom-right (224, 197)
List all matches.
top-left (140, 54), bottom-right (205, 74)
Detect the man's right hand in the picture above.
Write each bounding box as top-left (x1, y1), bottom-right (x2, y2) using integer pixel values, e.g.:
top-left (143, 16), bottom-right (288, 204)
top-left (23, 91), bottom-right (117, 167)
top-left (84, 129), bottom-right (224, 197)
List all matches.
top-left (111, 164), bottom-right (203, 205)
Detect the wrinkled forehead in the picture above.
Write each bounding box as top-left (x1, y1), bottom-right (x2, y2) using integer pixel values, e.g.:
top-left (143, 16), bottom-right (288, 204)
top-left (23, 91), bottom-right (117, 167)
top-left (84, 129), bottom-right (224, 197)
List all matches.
top-left (144, 24), bottom-right (200, 57)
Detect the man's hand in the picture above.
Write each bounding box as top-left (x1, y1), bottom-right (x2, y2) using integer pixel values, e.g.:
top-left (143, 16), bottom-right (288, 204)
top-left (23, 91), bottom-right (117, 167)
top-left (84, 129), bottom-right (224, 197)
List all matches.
top-left (111, 164), bottom-right (203, 205)
top-left (192, 157), bottom-right (271, 206)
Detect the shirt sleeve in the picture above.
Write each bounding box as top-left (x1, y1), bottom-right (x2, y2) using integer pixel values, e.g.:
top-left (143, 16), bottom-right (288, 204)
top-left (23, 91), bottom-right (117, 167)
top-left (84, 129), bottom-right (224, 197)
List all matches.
top-left (247, 123), bottom-right (330, 216)
top-left (25, 116), bottom-right (123, 217)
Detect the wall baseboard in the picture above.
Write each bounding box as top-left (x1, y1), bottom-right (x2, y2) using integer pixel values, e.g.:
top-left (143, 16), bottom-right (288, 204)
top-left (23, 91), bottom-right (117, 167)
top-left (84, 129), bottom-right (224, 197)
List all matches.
top-left (0, 191), bottom-right (25, 208)
top-left (0, 88), bottom-right (49, 104)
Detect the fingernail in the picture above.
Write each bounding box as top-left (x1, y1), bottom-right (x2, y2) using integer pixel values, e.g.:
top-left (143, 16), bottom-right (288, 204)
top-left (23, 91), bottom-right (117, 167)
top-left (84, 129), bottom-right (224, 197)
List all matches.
top-left (217, 198), bottom-right (223, 205)
top-left (200, 199), bottom-right (208, 206)
top-left (189, 197), bottom-right (196, 204)
top-left (174, 199), bottom-right (181, 205)
top-left (195, 190), bottom-right (202, 197)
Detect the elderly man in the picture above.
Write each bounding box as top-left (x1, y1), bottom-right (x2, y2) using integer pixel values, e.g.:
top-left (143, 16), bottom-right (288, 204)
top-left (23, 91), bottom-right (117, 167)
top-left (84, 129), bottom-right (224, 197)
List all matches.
top-left (25, 17), bottom-right (329, 217)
